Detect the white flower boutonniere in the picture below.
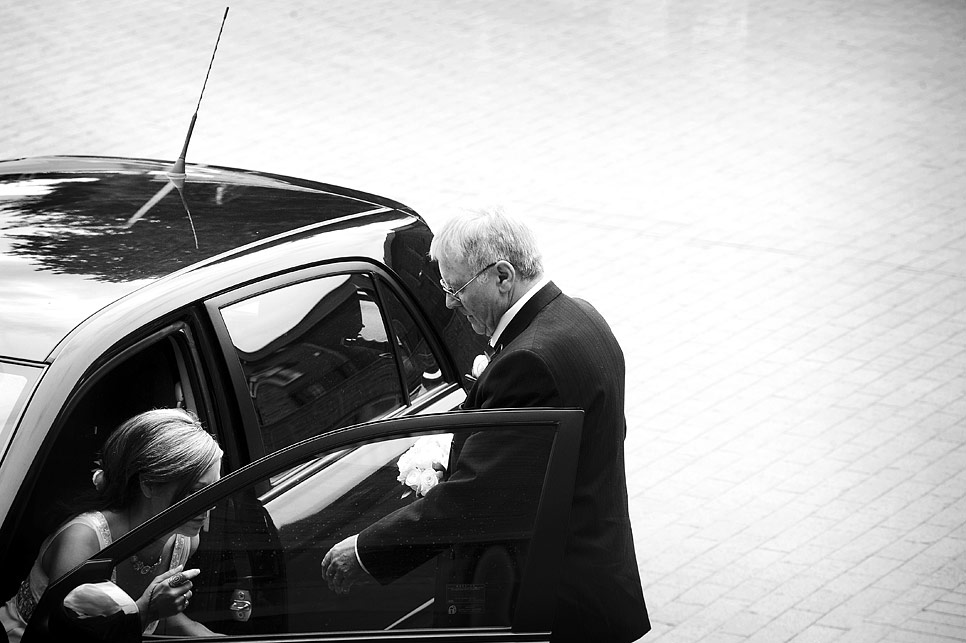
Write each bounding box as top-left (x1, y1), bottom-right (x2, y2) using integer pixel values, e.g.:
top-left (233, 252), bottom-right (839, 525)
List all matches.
top-left (471, 353), bottom-right (490, 379)
top-left (396, 434), bottom-right (453, 498)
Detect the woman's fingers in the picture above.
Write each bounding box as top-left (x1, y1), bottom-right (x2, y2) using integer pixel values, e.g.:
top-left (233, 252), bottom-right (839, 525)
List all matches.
top-left (146, 566), bottom-right (204, 616)
top-left (153, 564), bottom-right (185, 583)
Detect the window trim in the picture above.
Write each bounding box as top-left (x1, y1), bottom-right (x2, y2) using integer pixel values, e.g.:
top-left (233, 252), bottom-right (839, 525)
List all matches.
top-left (371, 275), bottom-right (412, 406)
top-left (369, 270), bottom-right (463, 389)
top-left (11, 320), bottom-right (210, 514)
top-left (60, 322), bottom-right (201, 426)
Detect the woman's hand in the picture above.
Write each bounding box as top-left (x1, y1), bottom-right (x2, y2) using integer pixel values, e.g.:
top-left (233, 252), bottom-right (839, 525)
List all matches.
top-left (137, 565), bottom-right (200, 623)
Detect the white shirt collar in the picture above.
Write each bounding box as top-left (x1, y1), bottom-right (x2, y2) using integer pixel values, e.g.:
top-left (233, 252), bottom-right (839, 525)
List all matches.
top-left (491, 275), bottom-right (550, 348)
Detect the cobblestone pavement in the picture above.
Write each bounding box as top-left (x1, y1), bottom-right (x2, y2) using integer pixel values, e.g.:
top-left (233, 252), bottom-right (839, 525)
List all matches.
top-left (3, 0), bottom-right (965, 641)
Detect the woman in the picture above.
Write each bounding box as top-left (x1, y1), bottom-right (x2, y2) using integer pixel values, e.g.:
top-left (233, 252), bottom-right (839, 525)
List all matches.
top-left (1, 408), bottom-right (223, 641)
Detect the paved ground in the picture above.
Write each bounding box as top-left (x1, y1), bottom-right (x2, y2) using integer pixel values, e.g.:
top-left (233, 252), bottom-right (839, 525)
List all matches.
top-left (2, 0), bottom-right (964, 641)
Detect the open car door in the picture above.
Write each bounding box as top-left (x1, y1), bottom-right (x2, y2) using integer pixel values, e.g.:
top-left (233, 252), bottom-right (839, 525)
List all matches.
top-left (23, 408), bottom-right (582, 643)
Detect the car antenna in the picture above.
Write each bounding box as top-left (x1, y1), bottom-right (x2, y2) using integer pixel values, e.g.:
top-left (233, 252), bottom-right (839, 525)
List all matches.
top-left (169, 6), bottom-right (229, 187)
top-left (167, 6), bottom-right (230, 248)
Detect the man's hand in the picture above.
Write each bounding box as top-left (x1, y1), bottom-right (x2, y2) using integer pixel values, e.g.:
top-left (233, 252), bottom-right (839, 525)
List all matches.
top-left (321, 534), bottom-right (369, 594)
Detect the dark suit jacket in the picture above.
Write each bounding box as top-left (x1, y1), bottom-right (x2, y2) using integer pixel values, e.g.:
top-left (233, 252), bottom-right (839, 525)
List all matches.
top-left (358, 282), bottom-right (649, 642)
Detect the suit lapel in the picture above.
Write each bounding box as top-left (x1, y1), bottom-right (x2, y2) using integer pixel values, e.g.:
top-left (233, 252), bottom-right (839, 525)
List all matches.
top-left (455, 282), bottom-right (560, 465)
top-left (463, 281), bottom-right (561, 412)
top-left (497, 281), bottom-right (561, 349)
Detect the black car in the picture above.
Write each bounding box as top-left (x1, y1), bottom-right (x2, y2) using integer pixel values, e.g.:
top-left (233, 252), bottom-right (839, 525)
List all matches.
top-left (0, 156), bottom-right (582, 642)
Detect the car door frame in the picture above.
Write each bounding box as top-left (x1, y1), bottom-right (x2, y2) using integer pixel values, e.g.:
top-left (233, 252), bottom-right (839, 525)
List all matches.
top-left (0, 316), bottom-right (235, 599)
top-left (24, 408), bottom-right (582, 643)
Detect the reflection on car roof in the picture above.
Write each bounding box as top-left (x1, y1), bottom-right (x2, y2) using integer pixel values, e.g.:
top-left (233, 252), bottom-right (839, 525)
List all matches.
top-left (0, 156), bottom-right (419, 361)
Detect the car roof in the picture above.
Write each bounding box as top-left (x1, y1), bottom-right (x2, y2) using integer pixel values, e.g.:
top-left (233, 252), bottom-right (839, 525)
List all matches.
top-left (0, 155), bottom-right (423, 362)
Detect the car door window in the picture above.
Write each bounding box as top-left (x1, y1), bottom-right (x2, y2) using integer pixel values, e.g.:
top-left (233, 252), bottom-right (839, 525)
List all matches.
top-left (25, 410), bottom-right (581, 642)
top-left (219, 274), bottom-right (406, 456)
top-left (195, 426), bottom-right (554, 635)
top-left (377, 281), bottom-right (444, 399)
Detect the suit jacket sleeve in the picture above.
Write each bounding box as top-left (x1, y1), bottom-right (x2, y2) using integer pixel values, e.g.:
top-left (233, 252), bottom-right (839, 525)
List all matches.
top-left (356, 349), bottom-right (557, 583)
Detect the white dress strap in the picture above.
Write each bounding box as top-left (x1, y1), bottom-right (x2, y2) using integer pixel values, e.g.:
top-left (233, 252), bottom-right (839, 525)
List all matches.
top-left (69, 512), bottom-right (116, 583)
top-left (142, 533), bottom-right (193, 636)
top-left (169, 533), bottom-right (191, 569)
top-left (3, 511), bottom-right (116, 638)
top-left (44, 511), bottom-right (113, 552)
top-left (73, 511), bottom-right (114, 549)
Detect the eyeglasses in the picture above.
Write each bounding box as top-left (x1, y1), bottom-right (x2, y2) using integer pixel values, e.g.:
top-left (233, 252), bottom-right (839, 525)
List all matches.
top-left (440, 261), bottom-right (498, 300)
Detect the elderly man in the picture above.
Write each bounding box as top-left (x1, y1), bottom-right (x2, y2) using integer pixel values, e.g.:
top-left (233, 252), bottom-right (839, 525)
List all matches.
top-left (322, 208), bottom-right (649, 642)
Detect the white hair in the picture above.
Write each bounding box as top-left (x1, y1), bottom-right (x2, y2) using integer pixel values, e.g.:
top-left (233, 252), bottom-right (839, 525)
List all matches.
top-left (429, 207), bottom-right (544, 279)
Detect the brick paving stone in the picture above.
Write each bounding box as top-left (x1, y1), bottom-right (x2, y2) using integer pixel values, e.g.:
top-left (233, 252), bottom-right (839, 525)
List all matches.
top-left (3, 0), bottom-right (965, 641)
top-left (699, 634), bottom-right (747, 643)
top-left (819, 586), bottom-right (904, 630)
top-left (745, 609), bottom-right (823, 643)
top-left (886, 631), bottom-right (964, 643)
top-left (835, 623), bottom-right (896, 643)
top-left (789, 624), bottom-right (849, 643)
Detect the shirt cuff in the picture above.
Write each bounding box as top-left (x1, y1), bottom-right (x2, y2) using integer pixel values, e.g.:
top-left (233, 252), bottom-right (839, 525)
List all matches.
top-left (352, 533), bottom-right (372, 577)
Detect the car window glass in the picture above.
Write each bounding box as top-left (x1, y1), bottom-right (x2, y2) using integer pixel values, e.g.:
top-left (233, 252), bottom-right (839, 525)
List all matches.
top-left (159, 424), bottom-right (554, 637)
top-left (219, 274), bottom-right (406, 455)
top-left (0, 361), bottom-right (43, 439)
top-left (378, 283), bottom-right (444, 398)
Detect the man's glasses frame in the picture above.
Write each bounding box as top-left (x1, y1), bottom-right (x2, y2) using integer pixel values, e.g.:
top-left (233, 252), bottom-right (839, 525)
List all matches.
top-left (440, 261), bottom-right (498, 300)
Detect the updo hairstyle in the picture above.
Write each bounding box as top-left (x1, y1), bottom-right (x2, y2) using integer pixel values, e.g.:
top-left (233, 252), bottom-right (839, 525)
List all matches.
top-left (94, 408), bottom-right (222, 510)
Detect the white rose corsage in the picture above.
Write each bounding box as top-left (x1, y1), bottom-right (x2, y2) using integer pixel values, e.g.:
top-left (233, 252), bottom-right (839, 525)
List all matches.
top-left (396, 434), bottom-right (453, 498)
top-left (471, 353), bottom-right (490, 379)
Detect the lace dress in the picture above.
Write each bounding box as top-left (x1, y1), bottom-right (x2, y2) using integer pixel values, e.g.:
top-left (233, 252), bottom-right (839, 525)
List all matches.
top-left (1, 511), bottom-right (189, 643)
